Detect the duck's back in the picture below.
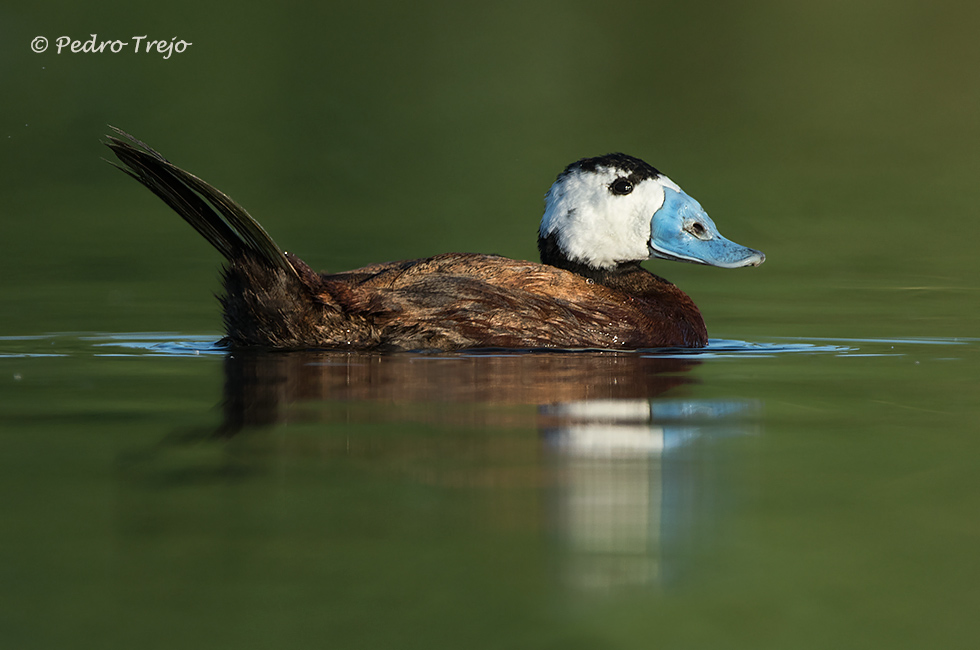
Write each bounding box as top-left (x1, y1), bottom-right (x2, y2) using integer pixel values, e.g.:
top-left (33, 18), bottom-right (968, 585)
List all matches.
top-left (270, 253), bottom-right (707, 350)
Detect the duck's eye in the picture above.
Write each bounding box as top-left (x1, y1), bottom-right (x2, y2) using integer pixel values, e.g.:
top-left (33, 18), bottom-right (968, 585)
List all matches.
top-left (610, 178), bottom-right (633, 195)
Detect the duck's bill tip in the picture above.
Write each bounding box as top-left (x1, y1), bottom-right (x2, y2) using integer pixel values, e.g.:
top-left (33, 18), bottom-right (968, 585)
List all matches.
top-left (715, 246), bottom-right (765, 268)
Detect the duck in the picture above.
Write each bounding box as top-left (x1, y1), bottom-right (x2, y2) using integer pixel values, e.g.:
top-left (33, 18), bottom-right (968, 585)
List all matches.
top-left (105, 128), bottom-right (764, 350)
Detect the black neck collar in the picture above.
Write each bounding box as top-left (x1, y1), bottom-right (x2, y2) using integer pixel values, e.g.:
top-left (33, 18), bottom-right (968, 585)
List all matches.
top-left (537, 232), bottom-right (643, 283)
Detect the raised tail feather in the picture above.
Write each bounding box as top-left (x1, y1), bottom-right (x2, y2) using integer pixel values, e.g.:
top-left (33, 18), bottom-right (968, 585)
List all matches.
top-left (104, 126), bottom-right (296, 277)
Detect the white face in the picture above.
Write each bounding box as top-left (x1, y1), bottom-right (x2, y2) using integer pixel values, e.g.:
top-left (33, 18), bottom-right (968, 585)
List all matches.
top-left (539, 164), bottom-right (682, 270)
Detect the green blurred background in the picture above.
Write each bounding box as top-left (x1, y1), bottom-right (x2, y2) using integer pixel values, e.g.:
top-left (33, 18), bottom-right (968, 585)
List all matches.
top-left (4, 0), bottom-right (978, 341)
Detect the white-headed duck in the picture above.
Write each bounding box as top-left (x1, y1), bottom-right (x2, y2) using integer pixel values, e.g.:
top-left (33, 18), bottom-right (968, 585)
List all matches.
top-left (106, 129), bottom-right (763, 350)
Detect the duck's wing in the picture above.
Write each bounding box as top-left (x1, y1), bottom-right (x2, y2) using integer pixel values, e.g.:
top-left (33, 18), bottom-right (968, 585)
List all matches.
top-left (318, 253), bottom-right (699, 349)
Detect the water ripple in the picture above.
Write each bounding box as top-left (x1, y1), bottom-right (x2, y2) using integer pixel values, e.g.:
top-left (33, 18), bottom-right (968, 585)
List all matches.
top-left (0, 333), bottom-right (975, 359)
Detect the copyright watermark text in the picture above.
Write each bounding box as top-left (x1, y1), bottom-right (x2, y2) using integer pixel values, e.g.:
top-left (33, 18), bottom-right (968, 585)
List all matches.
top-left (31, 34), bottom-right (192, 59)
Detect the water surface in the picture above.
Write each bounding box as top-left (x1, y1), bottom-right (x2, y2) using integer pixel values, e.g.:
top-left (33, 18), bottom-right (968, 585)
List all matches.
top-left (2, 334), bottom-right (978, 648)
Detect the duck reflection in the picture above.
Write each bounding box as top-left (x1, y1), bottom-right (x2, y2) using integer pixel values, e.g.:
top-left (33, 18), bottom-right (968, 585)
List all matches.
top-left (216, 350), bottom-right (758, 591)
top-left (220, 350), bottom-right (697, 431)
top-left (542, 398), bottom-right (757, 591)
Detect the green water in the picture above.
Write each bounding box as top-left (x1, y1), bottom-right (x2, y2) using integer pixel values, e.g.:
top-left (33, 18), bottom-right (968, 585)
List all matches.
top-left (2, 337), bottom-right (978, 649)
top-left (4, 0), bottom-right (980, 648)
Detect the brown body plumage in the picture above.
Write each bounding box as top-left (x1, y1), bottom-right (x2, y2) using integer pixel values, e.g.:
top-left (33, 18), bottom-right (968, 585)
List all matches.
top-left (105, 129), bottom-right (750, 351)
top-left (221, 252), bottom-right (705, 350)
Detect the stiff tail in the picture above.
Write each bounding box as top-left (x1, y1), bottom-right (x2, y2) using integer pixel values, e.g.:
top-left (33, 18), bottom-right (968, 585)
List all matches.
top-left (104, 127), bottom-right (296, 276)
